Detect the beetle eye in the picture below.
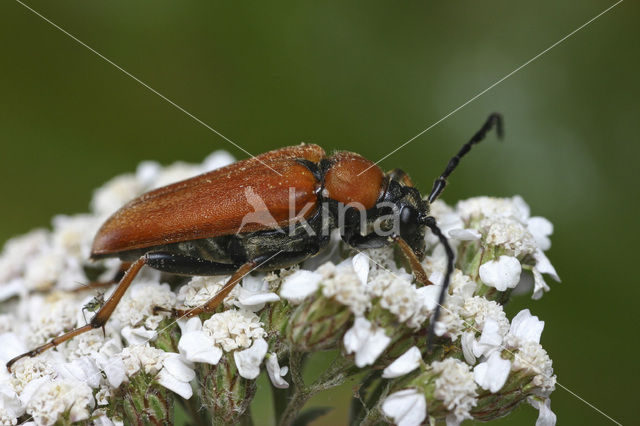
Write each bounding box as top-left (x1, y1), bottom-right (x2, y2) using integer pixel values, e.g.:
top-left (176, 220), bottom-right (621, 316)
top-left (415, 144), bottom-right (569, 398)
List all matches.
top-left (400, 206), bottom-right (419, 236)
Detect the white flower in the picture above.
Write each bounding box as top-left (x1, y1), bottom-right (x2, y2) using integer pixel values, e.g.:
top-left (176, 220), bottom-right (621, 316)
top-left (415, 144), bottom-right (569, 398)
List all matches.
top-left (448, 228), bottom-right (481, 241)
top-left (343, 317), bottom-right (391, 367)
top-left (531, 250), bottom-right (560, 299)
top-left (473, 352), bottom-right (511, 393)
top-left (480, 217), bottom-right (537, 258)
top-left (0, 382), bottom-right (24, 419)
top-left (156, 353), bottom-right (195, 399)
top-left (234, 338), bottom-right (268, 380)
top-left (459, 332), bottom-right (476, 365)
top-left (150, 162), bottom-right (204, 190)
top-left (53, 357), bottom-right (101, 389)
top-left (91, 174), bottom-right (143, 217)
top-left (472, 318), bottom-right (504, 358)
top-left (369, 270), bottom-right (428, 328)
top-left (527, 217), bottom-right (553, 251)
top-left (93, 340), bottom-right (127, 388)
top-left (0, 334), bottom-right (27, 368)
top-left (234, 274), bottom-right (280, 311)
top-left (121, 326), bottom-right (157, 346)
top-left (202, 150), bottom-right (236, 171)
top-left (51, 214), bottom-right (99, 261)
top-left (23, 251), bottom-right (65, 292)
top-left (479, 255), bottom-right (522, 291)
top-left (507, 309), bottom-right (544, 346)
top-left (460, 297), bottom-right (510, 336)
top-left (113, 282), bottom-right (175, 331)
top-left (512, 342), bottom-right (555, 394)
top-left (25, 293), bottom-right (80, 347)
top-left (178, 276), bottom-right (231, 308)
top-left (26, 378), bottom-right (94, 425)
top-left (0, 229), bottom-right (48, 285)
top-left (202, 309), bottom-right (265, 352)
top-left (91, 409), bottom-right (120, 426)
top-left (382, 389), bottom-right (427, 426)
top-left (457, 196), bottom-right (530, 223)
top-left (382, 346), bottom-right (422, 379)
top-left (177, 318), bottom-right (223, 365)
top-left (265, 353), bottom-right (289, 389)
top-left (321, 260), bottom-right (370, 315)
top-left (9, 355), bottom-right (57, 395)
top-left (351, 253), bottom-right (369, 286)
top-left (279, 270), bottom-right (322, 304)
top-left (528, 397), bottom-right (557, 426)
top-left (432, 358), bottom-right (477, 423)
top-left (119, 344), bottom-right (166, 377)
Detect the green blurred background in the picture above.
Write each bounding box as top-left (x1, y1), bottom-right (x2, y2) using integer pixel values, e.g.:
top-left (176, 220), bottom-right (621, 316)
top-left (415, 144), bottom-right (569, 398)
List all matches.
top-left (1, 1), bottom-right (638, 424)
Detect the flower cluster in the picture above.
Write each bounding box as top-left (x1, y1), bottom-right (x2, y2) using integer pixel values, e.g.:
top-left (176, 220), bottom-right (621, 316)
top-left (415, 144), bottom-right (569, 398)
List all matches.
top-left (0, 151), bottom-right (558, 425)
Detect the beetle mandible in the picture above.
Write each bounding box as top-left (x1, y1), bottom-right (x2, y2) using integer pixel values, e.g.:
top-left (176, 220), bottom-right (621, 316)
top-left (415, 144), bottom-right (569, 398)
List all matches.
top-left (6, 113), bottom-right (503, 371)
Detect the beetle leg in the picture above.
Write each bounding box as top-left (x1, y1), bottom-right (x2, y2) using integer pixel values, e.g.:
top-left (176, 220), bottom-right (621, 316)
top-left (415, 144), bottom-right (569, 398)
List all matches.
top-left (70, 261), bottom-right (131, 292)
top-left (144, 251), bottom-right (239, 276)
top-left (423, 216), bottom-right (455, 350)
top-left (160, 261), bottom-right (256, 318)
top-left (71, 280), bottom-right (116, 293)
top-left (394, 236), bottom-right (433, 286)
top-left (428, 113), bottom-right (503, 204)
top-left (6, 256), bottom-right (147, 372)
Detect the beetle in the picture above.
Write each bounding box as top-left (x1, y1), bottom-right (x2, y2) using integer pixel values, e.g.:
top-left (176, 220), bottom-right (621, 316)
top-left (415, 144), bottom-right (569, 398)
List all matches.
top-left (6, 113), bottom-right (503, 371)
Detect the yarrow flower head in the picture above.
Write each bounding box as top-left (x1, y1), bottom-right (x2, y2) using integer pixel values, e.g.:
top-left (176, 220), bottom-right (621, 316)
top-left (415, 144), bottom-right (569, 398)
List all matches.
top-left (0, 151), bottom-right (558, 425)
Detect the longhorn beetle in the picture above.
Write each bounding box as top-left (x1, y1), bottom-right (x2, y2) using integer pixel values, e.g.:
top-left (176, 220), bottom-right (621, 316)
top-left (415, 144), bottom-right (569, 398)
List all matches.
top-left (7, 113), bottom-right (503, 371)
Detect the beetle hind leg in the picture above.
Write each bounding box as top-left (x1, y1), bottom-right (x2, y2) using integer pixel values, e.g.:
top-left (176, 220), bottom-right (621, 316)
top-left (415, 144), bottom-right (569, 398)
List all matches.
top-left (6, 257), bottom-right (147, 372)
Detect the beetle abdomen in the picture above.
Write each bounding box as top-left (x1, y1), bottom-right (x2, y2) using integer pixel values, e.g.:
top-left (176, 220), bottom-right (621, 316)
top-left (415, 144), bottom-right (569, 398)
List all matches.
top-left (91, 145), bottom-right (324, 258)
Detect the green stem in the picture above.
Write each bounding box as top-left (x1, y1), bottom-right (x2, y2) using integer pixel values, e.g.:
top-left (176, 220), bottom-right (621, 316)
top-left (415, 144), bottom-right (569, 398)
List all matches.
top-left (180, 394), bottom-right (210, 426)
top-left (277, 352), bottom-right (356, 426)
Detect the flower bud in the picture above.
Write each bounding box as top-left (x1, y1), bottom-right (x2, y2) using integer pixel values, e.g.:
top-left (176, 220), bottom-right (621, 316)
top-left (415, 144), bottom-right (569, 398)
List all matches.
top-left (285, 296), bottom-right (352, 352)
top-left (106, 372), bottom-right (174, 425)
top-left (196, 355), bottom-right (256, 423)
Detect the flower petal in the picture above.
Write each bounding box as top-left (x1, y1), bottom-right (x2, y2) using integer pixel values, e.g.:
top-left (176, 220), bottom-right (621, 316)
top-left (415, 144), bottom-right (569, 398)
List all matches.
top-left (461, 332), bottom-right (476, 365)
top-left (156, 369), bottom-right (193, 400)
top-left (279, 270), bottom-right (322, 303)
top-left (534, 250), bottom-right (560, 282)
top-left (179, 330), bottom-right (222, 365)
top-left (162, 353), bottom-right (196, 382)
top-left (527, 217), bottom-right (553, 251)
top-left (529, 397), bottom-right (557, 426)
top-left (531, 268), bottom-right (550, 300)
top-left (479, 256), bottom-right (522, 291)
top-left (265, 353), bottom-right (289, 389)
top-left (234, 338), bottom-right (268, 379)
top-left (121, 326), bottom-right (157, 346)
top-left (509, 309), bottom-right (544, 344)
top-left (449, 228), bottom-right (481, 241)
top-left (472, 318), bottom-right (503, 358)
top-left (344, 317), bottom-right (391, 367)
top-left (352, 253), bottom-right (370, 286)
top-left (382, 389), bottom-right (427, 426)
top-left (473, 352), bottom-right (511, 393)
top-left (382, 346), bottom-right (422, 378)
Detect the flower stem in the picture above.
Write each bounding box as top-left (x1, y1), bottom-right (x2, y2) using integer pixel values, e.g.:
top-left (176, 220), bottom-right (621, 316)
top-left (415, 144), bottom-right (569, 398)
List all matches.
top-left (276, 351), bottom-right (356, 426)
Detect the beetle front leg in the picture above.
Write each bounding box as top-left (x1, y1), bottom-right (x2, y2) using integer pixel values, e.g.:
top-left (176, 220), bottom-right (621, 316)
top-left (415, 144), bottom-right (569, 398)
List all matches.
top-left (6, 256), bottom-right (147, 372)
top-left (394, 236), bottom-right (433, 286)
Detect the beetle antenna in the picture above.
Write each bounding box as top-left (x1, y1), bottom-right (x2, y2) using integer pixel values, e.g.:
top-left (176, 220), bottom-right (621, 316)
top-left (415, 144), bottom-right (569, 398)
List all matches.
top-left (424, 216), bottom-right (454, 351)
top-left (428, 113), bottom-right (503, 204)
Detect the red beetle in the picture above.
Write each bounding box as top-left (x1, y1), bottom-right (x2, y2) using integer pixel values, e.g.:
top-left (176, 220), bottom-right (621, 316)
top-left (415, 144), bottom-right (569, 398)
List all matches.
top-left (7, 114), bottom-right (502, 370)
